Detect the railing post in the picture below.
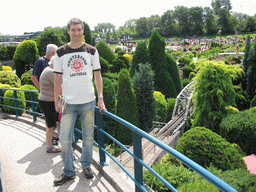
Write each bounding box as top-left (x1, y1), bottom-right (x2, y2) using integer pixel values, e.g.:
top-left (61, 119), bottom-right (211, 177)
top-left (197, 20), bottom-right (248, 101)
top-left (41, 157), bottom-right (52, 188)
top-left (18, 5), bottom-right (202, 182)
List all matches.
top-left (14, 90), bottom-right (19, 117)
top-left (96, 110), bottom-right (107, 166)
top-left (133, 132), bottom-right (143, 192)
top-left (31, 92), bottom-right (37, 123)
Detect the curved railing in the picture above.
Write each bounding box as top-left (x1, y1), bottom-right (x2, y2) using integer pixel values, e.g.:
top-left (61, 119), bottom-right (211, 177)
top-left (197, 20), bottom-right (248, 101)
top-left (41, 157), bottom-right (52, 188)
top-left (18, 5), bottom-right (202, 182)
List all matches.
top-left (0, 87), bottom-right (238, 192)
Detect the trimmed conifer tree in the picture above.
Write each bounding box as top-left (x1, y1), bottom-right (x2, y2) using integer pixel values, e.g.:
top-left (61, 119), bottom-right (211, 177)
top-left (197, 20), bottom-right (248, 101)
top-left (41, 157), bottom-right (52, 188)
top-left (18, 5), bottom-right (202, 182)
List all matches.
top-left (133, 63), bottom-right (156, 132)
top-left (129, 41), bottom-right (149, 77)
top-left (116, 69), bottom-right (139, 145)
top-left (165, 52), bottom-right (183, 95)
top-left (95, 40), bottom-right (116, 64)
top-left (148, 29), bottom-right (177, 99)
top-left (246, 42), bottom-right (256, 100)
top-left (242, 35), bottom-right (251, 90)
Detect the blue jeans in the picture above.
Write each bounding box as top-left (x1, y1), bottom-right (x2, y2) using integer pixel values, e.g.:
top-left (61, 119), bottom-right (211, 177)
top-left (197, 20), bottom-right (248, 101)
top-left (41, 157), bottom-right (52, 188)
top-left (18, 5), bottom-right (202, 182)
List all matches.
top-left (60, 100), bottom-right (95, 177)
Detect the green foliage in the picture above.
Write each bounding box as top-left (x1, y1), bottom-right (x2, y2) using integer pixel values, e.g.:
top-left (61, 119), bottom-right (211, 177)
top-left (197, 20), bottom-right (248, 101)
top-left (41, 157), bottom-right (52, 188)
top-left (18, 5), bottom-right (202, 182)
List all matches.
top-left (96, 40), bottom-right (116, 64)
top-left (167, 97), bottom-right (176, 119)
top-left (165, 52), bottom-right (183, 95)
top-left (20, 70), bottom-right (33, 85)
top-left (2, 66), bottom-right (12, 71)
top-left (0, 84), bottom-right (12, 96)
top-left (35, 27), bottom-right (65, 55)
top-left (192, 60), bottom-right (243, 132)
top-left (0, 64), bottom-right (3, 71)
top-left (182, 66), bottom-right (193, 78)
top-left (111, 56), bottom-right (126, 73)
top-left (115, 47), bottom-right (122, 53)
top-left (0, 71), bottom-right (21, 87)
top-left (251, 95), bottom-right (256, 107)
top-left (177, 178), bottom-right (218, 192)
top-left (3, 89), bottom-right (26, 115)
top-left (99, 57), bottom-right (109, 73)
top-left (176, 127), bottom-right (247, 171)
top-left (153, 91), bottom-right (167, 122)
top-left (83, 22), bottom-right (92, 45)
top-left (117, 50), bottom-right (126, 56)
top-left (6, 45), bottom-right (17, 58)
top-left (182, 78), bottom-right (190, 88)
top-left (144, 163), bottom-right (199, 191)
top-left (149, 29), bottom-right (177, 99)
top-left (246, 42), bottom-right (256, 100)
top-left (0, 45), bottom-right (7, 59)
top-left (19, 85), bottom-right (39, 108)
top-left (116, 69), bottom-right (139, 145)
top-left (189, 71), bottom-right (196, 81)
top-left (133, 64), bottom-right (156, 132)
top-left (161, 153), bottom-right (182, 167)
top-left (220, 110), bottom-right (256, 155)
top-left (129, 41), bottom-right (149, 77)
top-left (178, 56), bottom-right (193, 67)
top-left (13, 40), bottom-right (39, 78)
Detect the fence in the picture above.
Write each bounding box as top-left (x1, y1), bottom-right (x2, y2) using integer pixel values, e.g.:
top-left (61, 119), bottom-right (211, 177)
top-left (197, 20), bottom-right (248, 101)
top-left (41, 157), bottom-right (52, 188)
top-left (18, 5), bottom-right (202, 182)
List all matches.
top-left (0, 87), bottom-right (238, 192)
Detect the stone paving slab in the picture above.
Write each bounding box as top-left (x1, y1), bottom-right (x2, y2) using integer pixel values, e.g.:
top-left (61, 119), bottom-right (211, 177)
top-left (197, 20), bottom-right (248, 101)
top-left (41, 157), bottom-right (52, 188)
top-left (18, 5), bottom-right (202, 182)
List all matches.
top-left (0, 117), bottom-right (133, 192)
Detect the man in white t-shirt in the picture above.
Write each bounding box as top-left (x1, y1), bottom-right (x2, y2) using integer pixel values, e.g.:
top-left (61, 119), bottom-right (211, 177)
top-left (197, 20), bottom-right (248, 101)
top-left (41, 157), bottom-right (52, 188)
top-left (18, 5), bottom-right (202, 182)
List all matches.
top-left (53, 18), bottom-right (106, 186)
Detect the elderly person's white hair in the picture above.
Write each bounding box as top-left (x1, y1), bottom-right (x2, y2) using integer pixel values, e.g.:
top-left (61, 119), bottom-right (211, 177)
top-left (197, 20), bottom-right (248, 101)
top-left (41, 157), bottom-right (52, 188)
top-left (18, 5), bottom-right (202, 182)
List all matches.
top-left (46, 44), bottom-right (58, 55)
top-left (48, 56), bottom-right (56, 67)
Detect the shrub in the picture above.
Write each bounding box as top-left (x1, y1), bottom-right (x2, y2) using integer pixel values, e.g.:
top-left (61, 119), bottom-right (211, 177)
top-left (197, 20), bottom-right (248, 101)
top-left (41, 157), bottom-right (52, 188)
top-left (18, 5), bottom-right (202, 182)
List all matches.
top-left (165, 52), bottom-right (183, 95)
top-left (123, 54), bottom-right (132, 66)
top-left (13, 40), bottom-right (39, 78)
top-left (161, 153), bottom-right (182, 167)
top-left (0, 84), bottom-right (12, 96)
top-left (250, 95), bottom-right (256, 107)
top-left (116, 69), bottom-right (139, 145)
top-left (153, 91), bottom-right (167, 122)
top-left (189, 72), bottom-right (196, 81)
top-left (111, 57), bottom-right (126, 73)
top-left (0, 64), bottom-right (3, 71)
top-left (99, 57), bottom-right (109, 73)
top-left (196, 51), bottom-right (202, 58)
top-left (133, 64), bottom-right (156, 132)
top-left (167, 98), bottom-right (176, 120)
top-left (117, 50), bottom-right (126, 56)
top-left (176, 127), bottom-right (247, 171)
top-left (192, 60), bottom-right (242, 133)
top-left (187, 52), bottom-right (194, 59)
top-left (6, 45), bottom-right (17, 58)
top-left (115, 47), bottom-right (122, 53)
top-left (3, 89), bottom-right (26, 115)
top-left (182, 66), bottom-right (193, 78)
top-left (178, 56), bottom-right (193, 67)
top-left (0, 71), bottom-right (21, 87)
top-left (220, 110), bottom-right (256, 155)
top-left (130, 41), bottom-right (149, 77)
top-left (144, 163), bottom-right (198, 191)
top-left (19, 85), bottom-right (39, 108)
top-left (20, 70), bottom-right (33, 85)
top-left (177, 178), bottom-right (218, 192)
top-left (182, 78), bottom-right (190, 87)
top-left (2, 66), bottom-right (12, 71)
top-left (0, 46), bottom-right (7, 60)
top-left (96, 40), bottom-right (116, 64)
top-left (149, 30), bottom-right (177, 98)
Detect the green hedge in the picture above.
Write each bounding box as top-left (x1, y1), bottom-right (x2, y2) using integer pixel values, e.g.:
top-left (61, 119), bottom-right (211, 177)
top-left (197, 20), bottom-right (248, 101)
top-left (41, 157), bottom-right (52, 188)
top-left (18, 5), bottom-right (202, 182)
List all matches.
top-left (176, 127), bottom-right (247, 171)
top-left (220, 110), bottom-right (256, 155)
top-left (153, 91), bottom-right (167, 122)
top-left (19, 85), bottom-right (39, 108)
top-left (21, 70), bottom-right (33, 85)
top-left (3, 89), bottom-right (26, 115)
top-left (96, 40), bottom-right (116, 64)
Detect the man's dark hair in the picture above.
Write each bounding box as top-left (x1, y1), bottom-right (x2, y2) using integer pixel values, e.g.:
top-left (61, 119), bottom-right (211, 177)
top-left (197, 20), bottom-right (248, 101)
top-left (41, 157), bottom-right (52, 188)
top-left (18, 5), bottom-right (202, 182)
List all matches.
top-left (67, 18), bottom-right (84, 30)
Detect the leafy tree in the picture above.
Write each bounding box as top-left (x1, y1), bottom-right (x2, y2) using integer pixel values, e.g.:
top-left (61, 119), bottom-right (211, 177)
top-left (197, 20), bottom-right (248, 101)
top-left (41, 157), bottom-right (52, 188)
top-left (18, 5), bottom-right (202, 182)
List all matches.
top-left (35, 27), bottom-right (65, 56)
top-left (217, 8), bottom-right (231, 34)
top-left (135, 17), bottom-right (148, 38)
top-left (192, 60), bottom-right (243, 133)
top-left (245, 16), bottom-right (256, 32)
top-left (95, 40), bottom-right (116, 64)
top-left (116, 69), bottom-right (139, 145)
top-left (133, 64), bottom-right (156, 132)
top-left (148, 29), bottom-right (177, 98)
top-left (83, 22), bottom-right (92, 45)
top-left (211, 0), bottom-right (232, 15)
top-left (174, 6), bottom-right (191, 36)
top-left (190, 6), bottom-right (204, 36)
top-left (204, 7), bottom-right (218, 35)
top-left (246, 42), bottom-right (256, 100)
top-left (13, 40), bottom-right (39, 78)
top-left (160, 10), bottom-right (177, 36)
top-left (129, 41), bottom-right (149, 77)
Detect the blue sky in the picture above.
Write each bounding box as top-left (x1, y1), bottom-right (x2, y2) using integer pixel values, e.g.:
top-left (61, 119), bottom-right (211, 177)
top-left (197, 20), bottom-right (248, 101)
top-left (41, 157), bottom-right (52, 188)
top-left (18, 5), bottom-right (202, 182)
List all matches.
top-left (0, 0), bottom-right (255, 35)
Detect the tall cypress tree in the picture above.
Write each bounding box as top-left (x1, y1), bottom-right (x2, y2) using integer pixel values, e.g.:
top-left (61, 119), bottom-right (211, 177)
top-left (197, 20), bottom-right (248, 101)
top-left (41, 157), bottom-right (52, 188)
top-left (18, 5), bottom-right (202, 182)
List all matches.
top-left (83, 22), bottom-right (92, 45)
top-left (116, 69), bottom-right (139, 145)
top-left (247, 42), bottom-right (256, 100)
top-left (148, 29), bottom-right (177, 98)
top-left (129, 41), bottom-right (149, 77)
top-left (242, 35), bottom-right (251, 90)
top-left (133, 64), bottom-right (156, 132)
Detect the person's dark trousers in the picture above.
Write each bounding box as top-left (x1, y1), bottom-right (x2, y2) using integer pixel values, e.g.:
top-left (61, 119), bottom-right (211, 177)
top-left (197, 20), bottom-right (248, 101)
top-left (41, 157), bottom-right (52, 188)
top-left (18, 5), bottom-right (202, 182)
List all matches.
top-left (0, 178), bottom-right (3, 192)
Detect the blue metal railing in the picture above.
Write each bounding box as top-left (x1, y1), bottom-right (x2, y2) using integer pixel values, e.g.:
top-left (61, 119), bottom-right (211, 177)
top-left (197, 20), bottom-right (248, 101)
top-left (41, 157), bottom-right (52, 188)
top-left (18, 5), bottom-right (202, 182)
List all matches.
top-left (0, 88), bottom-right (238, 192)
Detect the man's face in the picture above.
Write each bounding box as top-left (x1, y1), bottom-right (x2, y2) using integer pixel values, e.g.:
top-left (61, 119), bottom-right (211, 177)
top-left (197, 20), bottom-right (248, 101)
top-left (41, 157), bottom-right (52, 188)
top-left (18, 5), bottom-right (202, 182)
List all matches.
top-left (68, 24), bottom-right (84, 42)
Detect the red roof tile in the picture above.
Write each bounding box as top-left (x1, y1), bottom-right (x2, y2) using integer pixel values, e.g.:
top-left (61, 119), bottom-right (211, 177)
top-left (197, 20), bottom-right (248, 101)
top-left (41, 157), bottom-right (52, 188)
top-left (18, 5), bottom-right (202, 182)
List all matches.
top-left (243, 154), bottom-right (256, 174)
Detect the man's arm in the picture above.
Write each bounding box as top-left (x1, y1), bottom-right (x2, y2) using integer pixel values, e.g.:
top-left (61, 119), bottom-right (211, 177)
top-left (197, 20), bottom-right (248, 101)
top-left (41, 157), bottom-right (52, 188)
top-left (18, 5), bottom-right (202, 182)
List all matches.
top-left (94, 70), bottom-right (106, 112)
top-left (54, 73), bottom-right (63, 114)
top-left (31, 75), bottom-right (40, 91)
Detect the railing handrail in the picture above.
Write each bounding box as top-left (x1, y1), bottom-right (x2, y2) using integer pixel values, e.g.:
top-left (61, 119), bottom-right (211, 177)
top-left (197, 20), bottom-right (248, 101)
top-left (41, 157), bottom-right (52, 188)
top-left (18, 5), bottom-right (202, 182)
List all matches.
top-left (0, 87), bottom-right (238, 192)
top-left (97, 107), bottom-right (237, 192)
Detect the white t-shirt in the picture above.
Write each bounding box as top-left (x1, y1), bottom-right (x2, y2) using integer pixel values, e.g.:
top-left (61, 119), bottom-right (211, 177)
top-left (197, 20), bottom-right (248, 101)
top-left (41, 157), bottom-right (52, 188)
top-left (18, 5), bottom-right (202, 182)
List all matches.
top-left (54, 43), bottom-right (101, 104)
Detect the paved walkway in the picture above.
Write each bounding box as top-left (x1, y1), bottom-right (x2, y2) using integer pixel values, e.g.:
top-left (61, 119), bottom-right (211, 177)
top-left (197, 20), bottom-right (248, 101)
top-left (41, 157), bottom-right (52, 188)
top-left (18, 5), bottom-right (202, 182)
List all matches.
top-left (0, 115), bottom-right (134, 192)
